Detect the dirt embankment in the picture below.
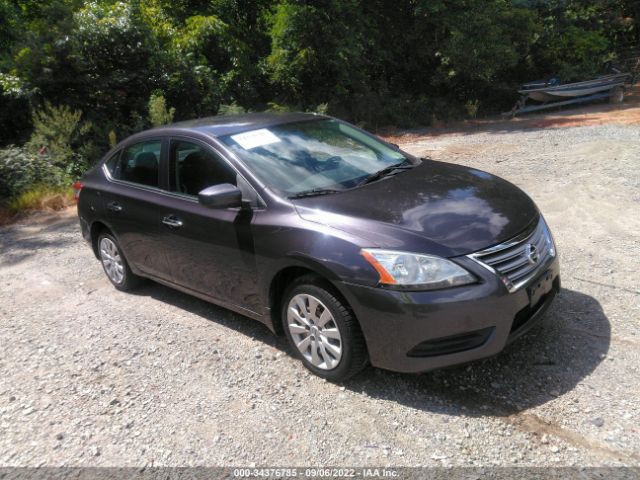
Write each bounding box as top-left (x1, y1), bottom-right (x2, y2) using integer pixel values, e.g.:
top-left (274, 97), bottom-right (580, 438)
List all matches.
top-left (383, 84), bottom-right (640, 144)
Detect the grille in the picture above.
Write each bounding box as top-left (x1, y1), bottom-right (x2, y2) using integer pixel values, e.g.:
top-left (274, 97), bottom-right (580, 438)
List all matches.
top-left (468, 217), bottom-right (555, 292)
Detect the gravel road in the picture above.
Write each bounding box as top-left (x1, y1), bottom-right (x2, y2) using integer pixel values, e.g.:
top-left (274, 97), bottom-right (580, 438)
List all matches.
top-left (1, 122), bottom-right (639, 468)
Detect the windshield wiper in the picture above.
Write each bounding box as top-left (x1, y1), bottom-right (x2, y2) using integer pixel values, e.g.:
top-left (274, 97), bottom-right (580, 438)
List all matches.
top-left (288, 188), bottom-right (342, 199)
top-left (356, 160), bottom-right (414, 187)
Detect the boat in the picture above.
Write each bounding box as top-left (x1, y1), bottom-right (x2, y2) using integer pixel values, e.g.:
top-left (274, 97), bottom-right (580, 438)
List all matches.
top-left (505, 63), bottom-right (637, 117)
top-left (518, 72), bottom-right (630, 102)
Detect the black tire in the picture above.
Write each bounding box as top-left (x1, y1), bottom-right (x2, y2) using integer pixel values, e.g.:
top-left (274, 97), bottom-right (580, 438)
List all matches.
top-left (97, 232), bottom-right (142, 291)
top-left (281, 275), bottom-right (368, 382)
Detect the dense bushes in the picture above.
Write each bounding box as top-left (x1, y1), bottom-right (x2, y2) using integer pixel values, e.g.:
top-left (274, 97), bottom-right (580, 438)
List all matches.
top-left (2, 1), bottom-right (637, 137)
top-left (0, 146), bottom-right (67, 199)
top-left (0, 101), bottom-right (92, 204)
top-left (0, 0), bottom-right (637, 206)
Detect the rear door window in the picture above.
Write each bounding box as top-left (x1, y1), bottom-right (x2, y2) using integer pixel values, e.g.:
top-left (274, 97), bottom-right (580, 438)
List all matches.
top-left (110, 140), bottom-right (162, 188)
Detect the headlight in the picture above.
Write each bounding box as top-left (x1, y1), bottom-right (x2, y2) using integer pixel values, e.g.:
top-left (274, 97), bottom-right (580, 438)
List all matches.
top-left (540, 215), bottom-right (557, 258)
top-left (361, 249), bottom-right (476, 290)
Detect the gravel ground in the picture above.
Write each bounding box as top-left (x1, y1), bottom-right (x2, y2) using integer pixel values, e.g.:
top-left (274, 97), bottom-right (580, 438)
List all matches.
top-left (0, 122), bottom-right (639, 468)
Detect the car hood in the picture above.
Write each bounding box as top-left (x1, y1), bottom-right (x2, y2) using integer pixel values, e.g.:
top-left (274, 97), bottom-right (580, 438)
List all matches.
top-left (293, 159), bottom-right (539, 257)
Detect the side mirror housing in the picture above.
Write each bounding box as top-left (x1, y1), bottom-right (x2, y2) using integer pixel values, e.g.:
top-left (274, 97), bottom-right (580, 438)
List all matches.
top-left (198, 183), bottom-right (242, 209)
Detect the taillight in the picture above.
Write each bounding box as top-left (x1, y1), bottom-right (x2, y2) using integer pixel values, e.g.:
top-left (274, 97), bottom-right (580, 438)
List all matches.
top-left (72, 181), bottom-right (83, 202)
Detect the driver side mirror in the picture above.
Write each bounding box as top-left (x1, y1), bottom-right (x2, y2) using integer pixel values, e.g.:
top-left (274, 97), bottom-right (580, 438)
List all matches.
top-left (198, 183), bottom-right (242, 209)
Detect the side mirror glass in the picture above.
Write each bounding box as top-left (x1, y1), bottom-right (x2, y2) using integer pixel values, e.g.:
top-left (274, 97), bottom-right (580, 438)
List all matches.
top-left (198, 183), bottom-right (242, 209)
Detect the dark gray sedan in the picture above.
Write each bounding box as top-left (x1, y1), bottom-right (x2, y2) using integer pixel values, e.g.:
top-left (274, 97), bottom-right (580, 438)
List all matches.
top-left (76, 113), bottom-right (560, 381)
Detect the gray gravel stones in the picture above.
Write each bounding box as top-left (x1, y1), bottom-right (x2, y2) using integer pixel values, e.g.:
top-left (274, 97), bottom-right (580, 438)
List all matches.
top-left (1, 123), bottom-right (639, 467)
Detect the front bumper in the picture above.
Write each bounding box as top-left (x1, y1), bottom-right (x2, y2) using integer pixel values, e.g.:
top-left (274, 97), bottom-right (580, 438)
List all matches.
top-left (338, 253), bottom-right (560, 373)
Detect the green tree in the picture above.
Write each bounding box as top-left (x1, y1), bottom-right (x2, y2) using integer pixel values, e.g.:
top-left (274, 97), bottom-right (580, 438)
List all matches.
top-left (267, 1), bottom-right (369, 109)
top-left (0, 0), bottom-right (638, 159)
top-left (426, 1), bottom-right (539, 111)
top-left (527, 0), bottom-right (630, 80)
top-left (70, 2), bottom-right (163, 133)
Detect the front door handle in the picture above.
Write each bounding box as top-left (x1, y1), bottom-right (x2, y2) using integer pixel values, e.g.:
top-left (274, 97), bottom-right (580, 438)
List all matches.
top-left (107, 201), bottom-right (122, 213)
top-left (162, 215), bottom-right (183, 229)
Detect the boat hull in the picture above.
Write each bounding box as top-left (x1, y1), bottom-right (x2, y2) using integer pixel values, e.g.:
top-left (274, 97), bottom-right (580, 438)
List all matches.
top-left (518, 73), bottom-right (630, 101)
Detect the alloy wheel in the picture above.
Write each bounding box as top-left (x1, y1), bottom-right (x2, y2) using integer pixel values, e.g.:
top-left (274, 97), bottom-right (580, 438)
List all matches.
top-left (99, 237), bottom-right (124, 284)
top-left (287, 293), bottom-right (343, 370)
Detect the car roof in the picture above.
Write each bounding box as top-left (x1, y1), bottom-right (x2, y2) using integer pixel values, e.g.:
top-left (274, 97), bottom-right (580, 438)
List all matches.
top-left (146, 112), bottom-right (327, 138)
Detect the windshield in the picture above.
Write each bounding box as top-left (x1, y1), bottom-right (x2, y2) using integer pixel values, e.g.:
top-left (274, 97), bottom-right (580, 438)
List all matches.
top-left (220, 119), bottom-right (408, 196)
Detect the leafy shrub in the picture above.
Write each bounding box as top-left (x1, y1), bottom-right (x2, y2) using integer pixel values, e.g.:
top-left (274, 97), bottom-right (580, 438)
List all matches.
top-left (0, 73), bottom-right (27, 98)
top-left (108, 130), bottom-right (117, 148)
top-left (148, 93), bottom-right (176, 127)
top-left (28, 102), bottom-right (80, 162)
top-left (465, 100), bottom-right (481, 119)
top-left (266, 102), bottom-right (296, 113)
top-left (311, 103), bottom-right (329, 115)
top-left (0, 146), bottom-right (67, 198)
top-left (27, 102), bottom-right (91, 177)
top-left (218, 102), bottom-right (248, 115)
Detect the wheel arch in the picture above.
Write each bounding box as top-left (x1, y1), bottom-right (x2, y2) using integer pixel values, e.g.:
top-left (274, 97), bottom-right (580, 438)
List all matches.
top-left (89, 220), bottom-right (121, 260)
top-left (267, 256), bottom-right (356, 336)
top-left (89, 221), bottom-right (111, 259)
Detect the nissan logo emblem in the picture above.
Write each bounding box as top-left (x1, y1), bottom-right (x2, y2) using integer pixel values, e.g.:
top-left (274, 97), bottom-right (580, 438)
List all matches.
top-left (525, 244), bottom-right (539, 265)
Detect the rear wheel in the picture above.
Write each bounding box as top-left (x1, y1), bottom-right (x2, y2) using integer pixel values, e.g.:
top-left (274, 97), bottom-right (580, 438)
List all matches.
top-left (282, 276), bottom-right (368, 382)
top-left (98, 232), bottom-right (141, 291)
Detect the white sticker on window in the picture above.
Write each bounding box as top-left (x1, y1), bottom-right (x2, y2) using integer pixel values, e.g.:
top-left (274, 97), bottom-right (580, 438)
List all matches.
top-left (231, 129), bottom-right (281, 150)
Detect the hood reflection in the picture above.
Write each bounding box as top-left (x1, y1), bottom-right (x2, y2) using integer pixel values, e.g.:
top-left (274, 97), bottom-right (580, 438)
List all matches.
top-left (294, 160), bottom-right (537, 255)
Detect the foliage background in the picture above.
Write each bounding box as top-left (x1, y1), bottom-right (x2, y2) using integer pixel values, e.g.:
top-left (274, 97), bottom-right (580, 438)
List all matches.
top-left (0, 0), bottom-right (638, 201)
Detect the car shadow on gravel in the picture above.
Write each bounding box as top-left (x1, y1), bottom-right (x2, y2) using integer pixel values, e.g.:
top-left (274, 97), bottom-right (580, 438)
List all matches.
top-left (130, 282), bottom-right (609, 417)
top-left (346, 287), bottom-right (610, 417)
top-left (130, 281), bottom-right (286, 348)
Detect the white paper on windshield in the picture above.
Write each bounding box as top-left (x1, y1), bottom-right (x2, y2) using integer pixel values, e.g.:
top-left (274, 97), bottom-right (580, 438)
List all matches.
top-left (231, 129), bottom-right (281, 150)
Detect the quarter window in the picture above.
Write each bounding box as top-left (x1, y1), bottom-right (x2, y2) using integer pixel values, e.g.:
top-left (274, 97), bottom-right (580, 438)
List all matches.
top-left (171, 141), bottom-right (236, 196)
top-left (104, 151), bottom-right (121, 176)
top-left (110, 140), bottom-right (161, 188)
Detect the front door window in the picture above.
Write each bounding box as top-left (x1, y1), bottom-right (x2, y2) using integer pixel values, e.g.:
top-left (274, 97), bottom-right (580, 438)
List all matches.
top-left (171, 141), bottom-right (236, 196)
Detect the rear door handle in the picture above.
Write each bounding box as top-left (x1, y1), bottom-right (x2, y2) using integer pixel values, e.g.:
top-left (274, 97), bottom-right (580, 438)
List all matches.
top-left (107, 201), bottom-right (122, 213)
top-left (162, 215), bottom-right (183, 229)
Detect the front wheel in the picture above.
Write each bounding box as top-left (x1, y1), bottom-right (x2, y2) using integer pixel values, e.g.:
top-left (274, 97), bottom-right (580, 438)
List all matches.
top-left (97, 232), bottom-right (142, 291)
top-left (282, 276), bottom-right (368, 382)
